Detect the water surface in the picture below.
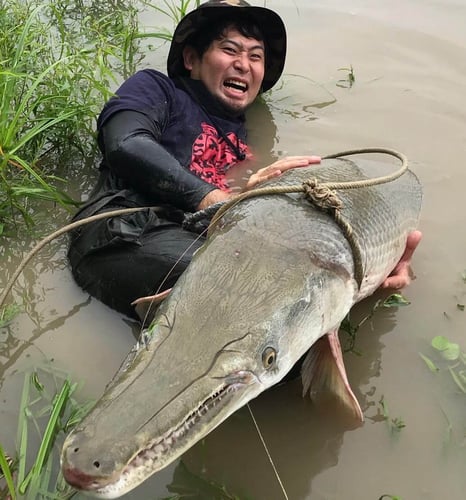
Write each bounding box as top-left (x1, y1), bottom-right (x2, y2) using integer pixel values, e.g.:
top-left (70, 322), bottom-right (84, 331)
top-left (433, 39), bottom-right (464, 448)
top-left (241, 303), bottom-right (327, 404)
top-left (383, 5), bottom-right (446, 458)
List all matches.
top-left (1, 0), bottom-right (466, 498)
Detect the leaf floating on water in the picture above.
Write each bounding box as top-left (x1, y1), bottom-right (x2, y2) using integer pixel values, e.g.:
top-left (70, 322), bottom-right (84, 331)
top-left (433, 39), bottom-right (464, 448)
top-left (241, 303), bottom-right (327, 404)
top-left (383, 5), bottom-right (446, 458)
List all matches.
top-left (419, 353), bottom-right (440, 373)
top-left (382, 293), bottom-right (411, 308)
top-left (336, 65), bottom-right (355, 88)
top-left (448, 367), bottom-right (466, 394)
top-left (441, 345), bottom-right (460, 361)
top-left (431, 336), bottom-right (460, 361)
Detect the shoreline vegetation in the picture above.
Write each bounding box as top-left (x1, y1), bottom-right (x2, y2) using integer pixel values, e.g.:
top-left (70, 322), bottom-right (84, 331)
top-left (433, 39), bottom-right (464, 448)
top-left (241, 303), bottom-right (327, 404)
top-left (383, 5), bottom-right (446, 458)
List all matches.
top-left (0, 0), bottom-right (200, 236)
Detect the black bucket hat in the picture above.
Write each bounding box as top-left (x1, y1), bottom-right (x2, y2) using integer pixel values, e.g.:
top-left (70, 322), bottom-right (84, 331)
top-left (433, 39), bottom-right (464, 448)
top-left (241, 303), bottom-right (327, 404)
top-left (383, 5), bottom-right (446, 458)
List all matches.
top-left (167, 0), bottom-right (287, 92)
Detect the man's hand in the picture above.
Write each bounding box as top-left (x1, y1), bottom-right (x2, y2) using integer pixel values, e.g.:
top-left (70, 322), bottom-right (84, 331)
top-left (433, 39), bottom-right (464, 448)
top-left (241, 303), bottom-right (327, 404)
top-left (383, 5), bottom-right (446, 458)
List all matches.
top-left (244, 155), bottom-right (321, 191)
top-left (197, 189), bottom-right (234, 211)
top-left (382, 230), bottom-right (422, 289)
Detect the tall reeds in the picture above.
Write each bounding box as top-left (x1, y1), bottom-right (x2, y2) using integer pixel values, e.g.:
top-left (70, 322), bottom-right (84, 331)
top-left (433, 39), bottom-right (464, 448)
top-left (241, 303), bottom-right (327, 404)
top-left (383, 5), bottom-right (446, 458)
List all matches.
top-left (0, 0), bottom-right (142, 232)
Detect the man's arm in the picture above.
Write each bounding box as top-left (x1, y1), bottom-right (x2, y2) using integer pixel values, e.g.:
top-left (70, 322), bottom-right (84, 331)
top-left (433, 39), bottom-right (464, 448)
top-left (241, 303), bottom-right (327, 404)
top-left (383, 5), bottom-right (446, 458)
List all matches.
top-left (100, 109), bottom-right (223, 212)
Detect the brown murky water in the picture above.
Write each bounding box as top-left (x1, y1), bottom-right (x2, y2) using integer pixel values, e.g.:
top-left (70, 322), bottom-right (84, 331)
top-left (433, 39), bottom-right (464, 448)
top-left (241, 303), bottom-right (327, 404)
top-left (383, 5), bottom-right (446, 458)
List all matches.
top-left (1, 0), bottom-right (466, 498)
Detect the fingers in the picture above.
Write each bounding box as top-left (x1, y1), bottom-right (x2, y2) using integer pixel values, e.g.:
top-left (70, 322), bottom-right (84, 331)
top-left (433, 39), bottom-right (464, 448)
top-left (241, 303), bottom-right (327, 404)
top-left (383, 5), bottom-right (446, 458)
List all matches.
top-left (403, 230), bottom-right (423, 260)
top-left (245, 155), bottom-right (321, 190)
top-left (264, 155), bottom-right (321, 173)
top-left (381, 230), bottom-right (422, 289)
top-left (382, 271), bottom-right (411, 289)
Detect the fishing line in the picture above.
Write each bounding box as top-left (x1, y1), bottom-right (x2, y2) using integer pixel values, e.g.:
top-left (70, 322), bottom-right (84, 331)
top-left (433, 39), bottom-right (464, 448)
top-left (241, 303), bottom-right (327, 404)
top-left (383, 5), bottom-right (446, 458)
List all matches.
top-left (247, 403), bottom-right (289, 500)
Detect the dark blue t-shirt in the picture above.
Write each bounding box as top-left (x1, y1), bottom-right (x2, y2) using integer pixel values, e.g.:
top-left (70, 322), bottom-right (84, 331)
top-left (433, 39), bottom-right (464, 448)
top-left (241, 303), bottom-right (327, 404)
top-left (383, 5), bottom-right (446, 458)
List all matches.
top-left (97, 69), bottom-right (250, 191)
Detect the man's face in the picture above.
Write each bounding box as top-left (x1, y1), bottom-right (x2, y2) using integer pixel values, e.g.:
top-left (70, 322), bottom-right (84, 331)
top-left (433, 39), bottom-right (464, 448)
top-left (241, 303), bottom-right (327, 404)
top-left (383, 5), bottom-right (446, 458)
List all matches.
top-left (183, 27), bottom-right (265, 113)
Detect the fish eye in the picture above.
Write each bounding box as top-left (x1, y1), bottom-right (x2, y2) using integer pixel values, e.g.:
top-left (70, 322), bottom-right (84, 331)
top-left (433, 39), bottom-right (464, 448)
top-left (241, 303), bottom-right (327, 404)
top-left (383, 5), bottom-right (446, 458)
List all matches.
top-left (262, 347), bottom-right (277, 369)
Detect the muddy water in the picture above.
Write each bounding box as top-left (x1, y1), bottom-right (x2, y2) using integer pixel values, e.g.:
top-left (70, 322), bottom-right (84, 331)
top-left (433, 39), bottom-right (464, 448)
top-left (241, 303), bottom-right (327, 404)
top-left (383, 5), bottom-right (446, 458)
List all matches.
top-left (1, 0), bottom-right (466, 498)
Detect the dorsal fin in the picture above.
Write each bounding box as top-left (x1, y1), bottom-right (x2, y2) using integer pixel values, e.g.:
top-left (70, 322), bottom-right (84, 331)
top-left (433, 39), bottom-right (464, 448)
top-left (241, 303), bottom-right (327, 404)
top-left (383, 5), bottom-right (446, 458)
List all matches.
top-left (301, 329), bottom-right (364, 422)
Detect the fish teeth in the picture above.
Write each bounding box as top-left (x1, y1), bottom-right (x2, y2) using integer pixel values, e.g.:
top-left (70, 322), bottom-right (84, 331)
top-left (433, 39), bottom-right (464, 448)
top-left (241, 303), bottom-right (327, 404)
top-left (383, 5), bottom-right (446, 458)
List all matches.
top-left (126, 383), bottom-right (240, 474)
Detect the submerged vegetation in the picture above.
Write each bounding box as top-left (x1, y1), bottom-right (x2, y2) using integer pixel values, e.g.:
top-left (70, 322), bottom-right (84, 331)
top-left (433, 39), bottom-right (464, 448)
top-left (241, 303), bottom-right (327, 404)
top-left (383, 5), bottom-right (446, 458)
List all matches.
top-left (379, 396), bottom-right (406, 434)
top-left (420, 335), bottom-right (466, 393)
top-left (340, 293), bottom-right (411, 354)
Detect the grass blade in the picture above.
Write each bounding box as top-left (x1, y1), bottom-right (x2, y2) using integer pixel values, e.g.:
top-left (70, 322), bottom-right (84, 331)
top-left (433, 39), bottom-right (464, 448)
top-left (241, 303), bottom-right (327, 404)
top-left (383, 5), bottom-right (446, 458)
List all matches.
top-left (16, 372), bottom-right (32, 489)
top-left (19, 379), bottom-right (71, 495)
top-left (0, 444), bottom-right (16, 500)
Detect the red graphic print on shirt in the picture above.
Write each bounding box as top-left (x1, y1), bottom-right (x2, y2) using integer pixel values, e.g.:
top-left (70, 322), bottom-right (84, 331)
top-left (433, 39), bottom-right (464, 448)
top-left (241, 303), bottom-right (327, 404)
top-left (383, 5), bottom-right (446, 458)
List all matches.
top-left (190, 122), bottom-right (249, 191)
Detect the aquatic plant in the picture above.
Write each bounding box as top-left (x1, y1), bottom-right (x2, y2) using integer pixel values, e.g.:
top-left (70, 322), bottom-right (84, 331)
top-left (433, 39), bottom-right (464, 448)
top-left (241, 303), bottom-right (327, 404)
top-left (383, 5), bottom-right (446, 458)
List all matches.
top-left (336, 65), bottom-right (355, 88)
top-left (420, 335), bottom-right (466, 393)
top-left (379, 396), bottom-right (406, 434)
top-left (0, 367), bottom-right (245, 499)
top-left (340, 293), bottom-right (411, 354)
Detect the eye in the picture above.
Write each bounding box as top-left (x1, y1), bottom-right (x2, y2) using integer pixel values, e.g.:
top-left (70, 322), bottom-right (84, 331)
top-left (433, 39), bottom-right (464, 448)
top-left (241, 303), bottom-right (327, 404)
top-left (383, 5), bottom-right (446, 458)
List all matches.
top-left (250, 53), bottom-right (263, 62)
top-left (223, 46), bottom-right (237, 55)
top-left (262, 347), bottom-right (277, 369)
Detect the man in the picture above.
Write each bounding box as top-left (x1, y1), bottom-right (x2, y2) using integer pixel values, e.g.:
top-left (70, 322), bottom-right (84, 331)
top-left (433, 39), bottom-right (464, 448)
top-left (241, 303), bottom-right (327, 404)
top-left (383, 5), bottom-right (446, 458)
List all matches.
top-left (68, 0), bottom-right (420, 320)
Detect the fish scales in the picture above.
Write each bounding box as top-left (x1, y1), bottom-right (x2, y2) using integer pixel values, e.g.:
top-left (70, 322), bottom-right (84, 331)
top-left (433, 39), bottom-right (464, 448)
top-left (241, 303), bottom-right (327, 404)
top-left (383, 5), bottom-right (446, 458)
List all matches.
top-left (262, 158), bottom-right (421, 298)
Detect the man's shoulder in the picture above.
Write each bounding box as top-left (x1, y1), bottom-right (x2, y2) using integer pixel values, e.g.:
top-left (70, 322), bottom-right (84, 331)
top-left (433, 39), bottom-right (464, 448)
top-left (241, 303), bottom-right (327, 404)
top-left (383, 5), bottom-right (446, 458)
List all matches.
top-left (119, 69), bottom-right (176, 97)
top-left (97, 69), bottom-right (187, 129)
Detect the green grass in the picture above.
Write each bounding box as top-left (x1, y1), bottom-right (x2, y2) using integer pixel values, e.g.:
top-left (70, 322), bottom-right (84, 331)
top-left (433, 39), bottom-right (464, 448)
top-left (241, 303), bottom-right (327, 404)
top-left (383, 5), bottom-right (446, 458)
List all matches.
top-left (143, 0), bottom-right (201, 25)
top-left (0, 368), bottom-right (94, 499)
top-left (0, 0), bottom-right (176, 233)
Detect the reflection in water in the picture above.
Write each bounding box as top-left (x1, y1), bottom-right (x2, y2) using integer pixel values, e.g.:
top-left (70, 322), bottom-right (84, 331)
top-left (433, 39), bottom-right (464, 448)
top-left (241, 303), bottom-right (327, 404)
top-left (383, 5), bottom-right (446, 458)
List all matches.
top-left (0, 297), bottom-right (91, 390)
top-left (264, 74), bottom-right (337, 123)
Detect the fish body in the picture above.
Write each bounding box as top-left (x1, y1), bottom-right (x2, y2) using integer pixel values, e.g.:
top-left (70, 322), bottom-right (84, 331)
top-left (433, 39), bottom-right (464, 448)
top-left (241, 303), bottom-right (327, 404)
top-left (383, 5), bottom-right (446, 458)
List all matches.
top-left (61, 157), bottom-right (422, 498)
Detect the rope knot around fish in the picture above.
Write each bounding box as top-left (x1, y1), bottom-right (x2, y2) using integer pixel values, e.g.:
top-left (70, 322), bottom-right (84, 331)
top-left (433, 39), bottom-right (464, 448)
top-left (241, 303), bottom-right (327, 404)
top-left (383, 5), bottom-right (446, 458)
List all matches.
top-left (302, 178), bottom-right (344, 211)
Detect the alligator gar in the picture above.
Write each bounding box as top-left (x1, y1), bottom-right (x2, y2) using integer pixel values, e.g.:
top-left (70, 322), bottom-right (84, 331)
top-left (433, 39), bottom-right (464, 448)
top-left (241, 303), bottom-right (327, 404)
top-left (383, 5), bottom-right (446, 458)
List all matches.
top-left (61, 157), bottom-right (422, 498)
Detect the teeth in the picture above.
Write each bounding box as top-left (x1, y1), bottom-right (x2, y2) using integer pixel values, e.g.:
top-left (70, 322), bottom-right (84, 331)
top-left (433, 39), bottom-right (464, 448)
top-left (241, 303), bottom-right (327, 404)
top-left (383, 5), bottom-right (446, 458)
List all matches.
top-left (225, 80), bottom-right (247, 91)
top-left (124, 383), bottom-right (242, 479)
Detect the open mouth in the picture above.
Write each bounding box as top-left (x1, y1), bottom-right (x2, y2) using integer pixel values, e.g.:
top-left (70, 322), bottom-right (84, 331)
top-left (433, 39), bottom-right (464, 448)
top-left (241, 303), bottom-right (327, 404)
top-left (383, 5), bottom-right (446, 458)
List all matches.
top-left (224, 79), bottom-right (248, 92)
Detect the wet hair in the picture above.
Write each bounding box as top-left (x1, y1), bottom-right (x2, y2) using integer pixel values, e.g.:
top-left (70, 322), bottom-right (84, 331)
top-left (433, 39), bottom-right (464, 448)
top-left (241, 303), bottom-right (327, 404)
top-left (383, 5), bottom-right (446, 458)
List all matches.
top-left (185, 12), bottom-right (265, 59)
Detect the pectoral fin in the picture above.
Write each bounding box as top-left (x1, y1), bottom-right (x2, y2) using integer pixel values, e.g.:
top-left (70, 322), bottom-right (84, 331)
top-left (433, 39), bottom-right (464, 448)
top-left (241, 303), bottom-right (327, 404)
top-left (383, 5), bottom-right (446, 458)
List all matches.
top-left (301, 328), bottom-right (364, 422)
top-left (131, 288), bottom-right (172, 323)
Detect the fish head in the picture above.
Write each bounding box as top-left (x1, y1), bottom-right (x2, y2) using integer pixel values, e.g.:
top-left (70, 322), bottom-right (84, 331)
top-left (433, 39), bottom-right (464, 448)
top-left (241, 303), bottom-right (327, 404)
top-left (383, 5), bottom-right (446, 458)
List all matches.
top-left (60, 279), bottom-right (324, 497)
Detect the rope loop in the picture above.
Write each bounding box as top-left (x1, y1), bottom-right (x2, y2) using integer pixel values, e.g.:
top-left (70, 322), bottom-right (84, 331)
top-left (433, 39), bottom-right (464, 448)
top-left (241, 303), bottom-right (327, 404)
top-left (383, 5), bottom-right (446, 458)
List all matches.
top-left (302, 179), bottom-right (343, 211)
